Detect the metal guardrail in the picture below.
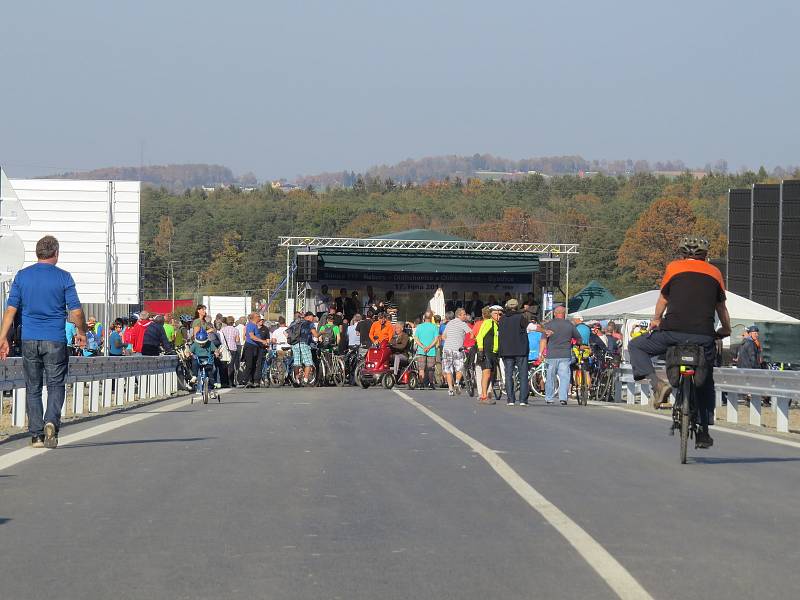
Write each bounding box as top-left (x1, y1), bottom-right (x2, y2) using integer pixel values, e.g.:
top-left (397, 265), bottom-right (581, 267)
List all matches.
top-left (1, 355), bottom-right (180, 430)
top-left (615, 364), bottom-right (800, 433)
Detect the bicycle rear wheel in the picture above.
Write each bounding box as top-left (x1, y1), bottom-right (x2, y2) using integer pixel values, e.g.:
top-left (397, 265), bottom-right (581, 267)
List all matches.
top-left (578, 369), bottom-right (588, 406)
top-left (491, 367), bottom-right (503, 401)
top-left (678, 380), bottom-right (690, 464)
top-left (333, 361), bottom-right (345, 387)
top-left (466, 371), bottom-right (476, 397)
top-left (529, 366), bottom-right (545, 397)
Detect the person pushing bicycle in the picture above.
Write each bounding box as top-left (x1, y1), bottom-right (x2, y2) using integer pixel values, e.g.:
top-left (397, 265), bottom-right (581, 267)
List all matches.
top-left (628, 236), bottom-right (731, 449)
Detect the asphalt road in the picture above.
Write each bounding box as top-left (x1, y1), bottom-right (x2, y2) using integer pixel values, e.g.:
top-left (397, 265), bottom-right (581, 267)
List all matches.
top-left (1, 385), bottom-right (799, 600)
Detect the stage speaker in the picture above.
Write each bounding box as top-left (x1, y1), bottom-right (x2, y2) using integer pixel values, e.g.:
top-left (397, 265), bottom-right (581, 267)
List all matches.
top-left (540, 258), bottom-right (561, 288)
top-left (296, 252), bottom-right (318, 282)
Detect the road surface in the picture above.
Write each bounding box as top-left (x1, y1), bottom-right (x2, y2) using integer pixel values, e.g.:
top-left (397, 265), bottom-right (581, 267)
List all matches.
top-left (1, 385), bottom-right (799, 599)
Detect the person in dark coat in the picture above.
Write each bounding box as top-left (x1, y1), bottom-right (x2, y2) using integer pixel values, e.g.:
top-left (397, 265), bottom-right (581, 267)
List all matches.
top-left (141, 315), bottom-right (173, 356)
top-left (736, 325), bottom-right (762, 369)
top-left (497, 299), bottom-right (529, 405)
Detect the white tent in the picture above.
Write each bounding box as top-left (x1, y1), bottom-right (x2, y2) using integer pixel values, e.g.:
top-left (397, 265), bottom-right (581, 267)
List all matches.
top-left (577, 289), bottom-right (800, 325)
top-left (576, 289), bottom-right (799, 356)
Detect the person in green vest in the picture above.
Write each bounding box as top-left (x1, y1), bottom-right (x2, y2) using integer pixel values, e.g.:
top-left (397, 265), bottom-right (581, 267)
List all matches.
top-left (163, 313), bottom-right (176, 346)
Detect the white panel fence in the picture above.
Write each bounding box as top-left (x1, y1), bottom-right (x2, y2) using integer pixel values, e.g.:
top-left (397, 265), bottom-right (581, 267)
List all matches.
top-left (0, 356), bottom-right (179, 431)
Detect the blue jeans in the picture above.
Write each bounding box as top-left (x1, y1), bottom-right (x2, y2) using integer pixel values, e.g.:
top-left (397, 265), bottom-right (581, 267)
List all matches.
top-left (502, 355), bottom-right (529, 404)
top-left (545, 358), bottom-right (571, 402)
top-left (22, 340), bottom-right (69, 436)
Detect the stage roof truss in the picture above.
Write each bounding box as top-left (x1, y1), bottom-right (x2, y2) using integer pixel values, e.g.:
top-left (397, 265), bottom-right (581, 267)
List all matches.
top-left (279, 236), bottom-right (578, 255)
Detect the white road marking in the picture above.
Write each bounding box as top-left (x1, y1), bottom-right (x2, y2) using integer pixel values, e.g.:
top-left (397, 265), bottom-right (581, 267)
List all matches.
top-left (0, 391), bottom-right (231, 473)
top-left (589, 401), bottom-right (800, 450)
top-left (393, 389), bottom-right (653, 600)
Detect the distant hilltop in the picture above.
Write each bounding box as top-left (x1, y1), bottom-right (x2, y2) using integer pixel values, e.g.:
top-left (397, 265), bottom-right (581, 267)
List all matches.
top-left (294, 154), bottom-right (719, 188)
top-left (43, 164), bottom-right (258, 193)
top-left (41, 156), bottom-right (797, 193)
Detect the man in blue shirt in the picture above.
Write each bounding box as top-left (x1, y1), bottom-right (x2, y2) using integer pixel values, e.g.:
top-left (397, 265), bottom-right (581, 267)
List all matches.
top-left (240, 312), bottom-right (268, 387)
top-left (572, 313), bottom-right (591, 346)
top-left (0, 236), bottom-right (86, 448)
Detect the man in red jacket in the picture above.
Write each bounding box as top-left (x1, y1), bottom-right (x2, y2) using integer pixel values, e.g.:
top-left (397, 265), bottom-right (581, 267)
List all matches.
top-left (130, 311), bottom-right (153, 355)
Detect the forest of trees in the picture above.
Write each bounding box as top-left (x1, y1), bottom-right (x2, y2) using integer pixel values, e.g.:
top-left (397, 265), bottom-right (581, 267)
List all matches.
top-left (139, 169), bottom-right (788, 310)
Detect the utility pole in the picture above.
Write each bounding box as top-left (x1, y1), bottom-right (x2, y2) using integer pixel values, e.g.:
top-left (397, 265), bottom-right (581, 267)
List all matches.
top-left (522, 212), bottom-right (529, 242)
top-left (168, 261), bottom-right (178, 313)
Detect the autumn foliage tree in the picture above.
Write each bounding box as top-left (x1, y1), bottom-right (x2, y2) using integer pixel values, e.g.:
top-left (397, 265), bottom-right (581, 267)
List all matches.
top-left (617, 197), bottom-right (698, 286)
top-left (202, 232), bottom-right (245, 294)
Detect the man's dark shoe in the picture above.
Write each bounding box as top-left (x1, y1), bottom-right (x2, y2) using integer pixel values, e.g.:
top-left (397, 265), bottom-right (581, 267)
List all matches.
top-left (652, 381), bottom-right (672, 410)
top-left (43, 422), bottom-right (58, 449)
top-left (695, 430), bottom-right (714, 449)
top-left (31, 435), bottom-right (45, 448)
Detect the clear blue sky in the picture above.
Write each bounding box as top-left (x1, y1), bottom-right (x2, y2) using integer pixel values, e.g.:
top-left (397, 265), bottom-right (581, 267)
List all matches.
top-left (1, 0), bottom-right (797, 180)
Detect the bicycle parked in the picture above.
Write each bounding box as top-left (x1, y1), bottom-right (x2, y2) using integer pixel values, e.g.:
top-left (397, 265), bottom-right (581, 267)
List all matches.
top-left (588, 350), bottom-right (618, 403)
top-left (571, 344), bottom-right (591, 406)
top-left (318, 346), bottom-right (346, 387)
top-left (261, 344), bottom-right (292, 388)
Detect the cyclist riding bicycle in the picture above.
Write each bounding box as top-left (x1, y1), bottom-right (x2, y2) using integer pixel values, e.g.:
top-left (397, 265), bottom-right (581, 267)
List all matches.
top-left (628, 236), bottom-right (731, 449)
top-left (188, 328), bottom-right (222, 389)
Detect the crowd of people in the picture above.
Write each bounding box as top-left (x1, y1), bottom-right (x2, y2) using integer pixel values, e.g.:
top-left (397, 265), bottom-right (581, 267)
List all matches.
top-left (187, 287), bottom-right (629, 409)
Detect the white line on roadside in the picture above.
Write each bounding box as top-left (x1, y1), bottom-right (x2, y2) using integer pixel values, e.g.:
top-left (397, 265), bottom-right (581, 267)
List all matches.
top-left (393, 389), bottom-right (653, 600)
top-left (0, 390), bottom-right (231, 473)
top-left (588, 401), bottom-right (800, 450)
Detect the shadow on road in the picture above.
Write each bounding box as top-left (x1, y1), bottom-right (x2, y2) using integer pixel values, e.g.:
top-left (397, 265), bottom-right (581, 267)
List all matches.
top-left (59, 437), bottom-right (215, 449)
top-left (0, 517), bottom-right (10, 525)
top-left (692, 456), bottom-right (800, 465)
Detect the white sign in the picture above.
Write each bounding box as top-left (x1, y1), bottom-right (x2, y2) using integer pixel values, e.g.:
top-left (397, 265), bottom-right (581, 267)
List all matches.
top-left (203, 295), bottom-right (252, 318)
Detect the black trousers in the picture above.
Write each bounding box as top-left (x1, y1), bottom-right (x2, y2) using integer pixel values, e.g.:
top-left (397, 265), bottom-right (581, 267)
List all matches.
top-left (242, 344), bottom-right (260, 385)
top-left (227, 348), bottom-right (240, 386)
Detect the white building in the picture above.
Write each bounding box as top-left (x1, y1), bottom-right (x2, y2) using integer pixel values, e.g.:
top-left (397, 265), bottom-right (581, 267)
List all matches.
top-left (7, 177), bottom-right (141, 320)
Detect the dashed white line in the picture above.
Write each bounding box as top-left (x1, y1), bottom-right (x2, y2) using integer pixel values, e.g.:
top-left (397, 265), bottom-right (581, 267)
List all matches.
top-left (393, 389), bottom-right (653, 600)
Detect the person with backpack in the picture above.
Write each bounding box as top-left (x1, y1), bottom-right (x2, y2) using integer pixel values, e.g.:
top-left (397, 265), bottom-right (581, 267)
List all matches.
top-left (288, 312), bottom-right (317, 385)
top-left (318, 315), bottom-right (341, 349)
